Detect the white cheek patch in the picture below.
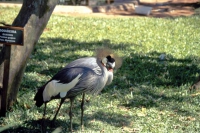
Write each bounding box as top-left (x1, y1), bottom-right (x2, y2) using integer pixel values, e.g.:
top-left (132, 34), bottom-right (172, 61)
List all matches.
top-left (112, 62), bottom-right (115, 68)
top-left (102, 58), bottom-right (107, 66)
top-left (43, 73), bottom-right (82, 101)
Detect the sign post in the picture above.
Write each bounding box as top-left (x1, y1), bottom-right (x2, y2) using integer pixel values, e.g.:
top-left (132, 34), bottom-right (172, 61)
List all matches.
top-left (0, 25), bottom-right (24, 116)
top-left (0, 26), bottom-right (24, 46)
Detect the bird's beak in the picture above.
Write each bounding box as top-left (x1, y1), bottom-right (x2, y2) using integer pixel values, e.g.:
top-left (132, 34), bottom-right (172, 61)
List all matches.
top-left (107, 62), bottom-right (115, 72)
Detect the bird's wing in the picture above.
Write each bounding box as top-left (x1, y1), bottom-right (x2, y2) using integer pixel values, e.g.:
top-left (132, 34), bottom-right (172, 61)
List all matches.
top-left (42, 57), bottom-right (104, 101)
top-left (44, 65), bottom-right (102, 100)
top-left (43, 72), bottom-right (82, 101)
top-left (42, 67), bottom-right (84, 101)
top-left (66, 57), bottom-right (102, 75)
top-left (66, 68), bottom-right (102, 97)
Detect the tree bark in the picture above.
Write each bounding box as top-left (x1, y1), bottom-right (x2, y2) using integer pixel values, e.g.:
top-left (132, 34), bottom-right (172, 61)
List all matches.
top-left (2, 0), bottom-right (58, 109)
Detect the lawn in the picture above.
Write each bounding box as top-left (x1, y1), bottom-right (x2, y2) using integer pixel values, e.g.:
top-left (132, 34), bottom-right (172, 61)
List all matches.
top-left (0, 6), bottom-right (200, 133)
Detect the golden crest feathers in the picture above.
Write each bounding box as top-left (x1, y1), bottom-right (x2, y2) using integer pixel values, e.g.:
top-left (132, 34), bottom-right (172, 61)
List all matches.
top-left (95, 47), bottom-right (122, 69)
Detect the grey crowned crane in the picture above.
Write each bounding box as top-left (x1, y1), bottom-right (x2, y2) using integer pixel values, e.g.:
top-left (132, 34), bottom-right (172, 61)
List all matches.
top-left (34, 48), bottom-right (122, 131)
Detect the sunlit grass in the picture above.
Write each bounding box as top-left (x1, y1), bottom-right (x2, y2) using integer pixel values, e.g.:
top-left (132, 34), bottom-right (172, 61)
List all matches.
top-left (0, 6), bottom-right (200, 133)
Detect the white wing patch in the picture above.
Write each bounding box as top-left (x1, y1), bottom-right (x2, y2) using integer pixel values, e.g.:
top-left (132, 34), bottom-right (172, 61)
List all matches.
top-left (43, 73), bottom-right (82, 102)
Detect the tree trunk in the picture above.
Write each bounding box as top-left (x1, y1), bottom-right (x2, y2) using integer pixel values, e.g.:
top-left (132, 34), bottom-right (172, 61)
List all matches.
top-left (2, 0), bottom-right (58, 110)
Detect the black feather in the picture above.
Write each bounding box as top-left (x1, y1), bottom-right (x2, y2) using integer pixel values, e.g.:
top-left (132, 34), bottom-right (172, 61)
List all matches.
top-left (106, 55), bottom-right (115, 63)
top-left (34, 85), bottom-right (46, 107)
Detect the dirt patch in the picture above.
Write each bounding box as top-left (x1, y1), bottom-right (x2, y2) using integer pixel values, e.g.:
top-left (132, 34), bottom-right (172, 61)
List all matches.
top-left (150, 5), bottom-right (196, 17)
top-left (138, 0), bottom-right (200, 18)
top-left (54, 5), bottom-right (196, 18)
top-left (0, 1), bottom-right (199, 18)
top-left (53, 2), bottom-right (199, 18)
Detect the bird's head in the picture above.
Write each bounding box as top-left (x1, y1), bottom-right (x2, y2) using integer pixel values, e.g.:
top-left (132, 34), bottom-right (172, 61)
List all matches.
top-left (102, 55), bottom-right (115, 72)
top-left (95, 47), bottom-right (122, 71)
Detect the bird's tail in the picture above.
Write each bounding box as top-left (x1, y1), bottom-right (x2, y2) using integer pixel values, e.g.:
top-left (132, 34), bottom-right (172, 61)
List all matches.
top-left (34, 85), bottom-right (46, 107)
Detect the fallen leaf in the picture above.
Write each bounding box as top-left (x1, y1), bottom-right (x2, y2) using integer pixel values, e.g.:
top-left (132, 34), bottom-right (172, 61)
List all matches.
top-left (133, 128), bottom-right (140, 132)
top-left (142, 107), bottom-right (147, 114)
top-left (137, 107), bottom-right (147, 116)
top-left (169, 113), bottom-right (176, 117)
top-left (190, 92), bottom-right (200, 97)
top-left (122, 126), bottom-right (133, 132)
top-left (24, 103), bottom-right (31, 109)
top-left (186, 116), bottom-right (196, 121)
top-left (159, 111), bottom-right (165, 115)
top-left (137, 113), bottom-right (146, 117)
top-left (173, 125), bottom-right (180, 129)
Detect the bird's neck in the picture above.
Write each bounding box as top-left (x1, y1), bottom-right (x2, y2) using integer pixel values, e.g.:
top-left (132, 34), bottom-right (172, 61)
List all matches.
top-left (101, 61), bottom-right (105, 67)
top-left (100, 60), bottom-right (113, 86)
top-left (95, 59), bottom-right (107, 77)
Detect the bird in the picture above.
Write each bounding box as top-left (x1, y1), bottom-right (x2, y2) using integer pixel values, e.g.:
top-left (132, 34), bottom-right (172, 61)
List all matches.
top-left (34, 47), bottom-right (122, 131)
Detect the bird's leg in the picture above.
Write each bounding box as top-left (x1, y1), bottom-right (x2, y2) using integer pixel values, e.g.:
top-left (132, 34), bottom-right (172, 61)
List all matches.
top-left (81, 93), bottom-right (85, 130)
top-left (41, 103), bottom-right (47, 133)
top-left (43, 103), bottom-right (47, 119)
top-left (51, 98), bottom-right (65, 126)
top-left (69, 97), bottom-right (75, 132)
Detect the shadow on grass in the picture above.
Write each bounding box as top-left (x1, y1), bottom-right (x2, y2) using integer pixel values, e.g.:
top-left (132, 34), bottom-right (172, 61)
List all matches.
top-left (115, 51), bottom-right (200, 112)
top-left (0, 106), bottom-right (132, 132)
top-left (83, 110), bottom-right (132, 130)
top-left (120, 51), bottom-right (200, 87)
top-left (0, 118), bottom-right (65, 133)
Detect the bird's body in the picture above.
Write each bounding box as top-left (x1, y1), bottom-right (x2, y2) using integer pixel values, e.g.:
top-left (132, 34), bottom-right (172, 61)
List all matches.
top-left (34, 48), bottom-right (121, 131)
top-left (35, 57), bottom-right (112, 106)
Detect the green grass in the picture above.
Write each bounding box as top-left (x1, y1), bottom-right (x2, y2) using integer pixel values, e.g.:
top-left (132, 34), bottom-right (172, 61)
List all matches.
top-left (0, 6), bottom-right (200, 133)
